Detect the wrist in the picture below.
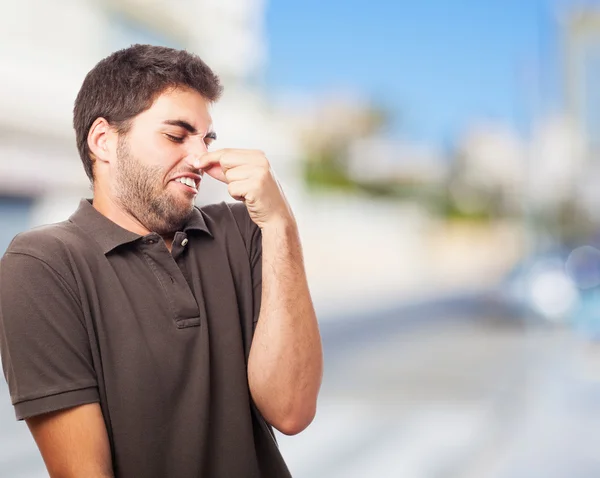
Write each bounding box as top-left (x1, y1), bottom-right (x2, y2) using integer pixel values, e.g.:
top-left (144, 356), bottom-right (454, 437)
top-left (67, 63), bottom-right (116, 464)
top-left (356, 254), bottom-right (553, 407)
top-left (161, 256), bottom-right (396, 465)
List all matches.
top-left (260, 214), bottom-right (297, 235)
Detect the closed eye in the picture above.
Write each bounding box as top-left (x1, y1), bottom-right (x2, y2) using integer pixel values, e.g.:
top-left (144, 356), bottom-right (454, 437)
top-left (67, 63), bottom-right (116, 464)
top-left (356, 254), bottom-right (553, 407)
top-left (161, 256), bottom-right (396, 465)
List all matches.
top-left (165, 133), bottom-right (215, 147)
top-left (165, 134), bottom-right (184, 143)
top-left (205, 132), bottom-right (217, 148)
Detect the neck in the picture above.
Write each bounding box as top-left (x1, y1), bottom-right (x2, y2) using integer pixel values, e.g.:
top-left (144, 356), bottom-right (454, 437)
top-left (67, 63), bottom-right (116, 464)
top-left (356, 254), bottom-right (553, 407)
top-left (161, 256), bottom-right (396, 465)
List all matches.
top-left (163, 237), bottom-right (174, 252)
top-left (92, 186), bottom-right (177, 253)
top-left (92, 189), bottom-right (151, 237)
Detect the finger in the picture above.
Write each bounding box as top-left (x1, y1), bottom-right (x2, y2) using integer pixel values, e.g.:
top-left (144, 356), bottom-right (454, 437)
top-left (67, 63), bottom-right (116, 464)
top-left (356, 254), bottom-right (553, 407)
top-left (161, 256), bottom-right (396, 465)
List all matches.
top-left (224, 164), bottom-right (260, 183)
top-left (196, 149), bottom-right (227, 171)
top-left (227, 179), bottom-right (254, 202)
top-left (199, 149), bottom-right (268, 172)
top-left (223, 150), bottom-right (269, 170)
top-left (203, 163), bottom-right (228, 183)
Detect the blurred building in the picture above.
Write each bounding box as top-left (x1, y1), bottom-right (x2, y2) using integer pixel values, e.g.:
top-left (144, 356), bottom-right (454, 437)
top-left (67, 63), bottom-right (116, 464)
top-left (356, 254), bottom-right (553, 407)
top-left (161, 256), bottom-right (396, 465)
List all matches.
top-left (562, 6), bottom-right (600, 221)
top-left (0, 0), bottom-right (302, 252)
top-left (528, 116), bottom-right (585, 210)
top-left (450, 122), bottom-right (525, 216)
top-left (276, 90), bottom-right (389, 164)
top-left (347, 137), bottom-right (447, 185)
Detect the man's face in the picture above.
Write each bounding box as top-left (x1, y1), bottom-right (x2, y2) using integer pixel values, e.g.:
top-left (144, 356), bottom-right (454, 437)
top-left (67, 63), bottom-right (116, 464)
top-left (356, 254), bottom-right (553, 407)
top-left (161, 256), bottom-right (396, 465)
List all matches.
top-left (110, 87), bottom-right (216, 235)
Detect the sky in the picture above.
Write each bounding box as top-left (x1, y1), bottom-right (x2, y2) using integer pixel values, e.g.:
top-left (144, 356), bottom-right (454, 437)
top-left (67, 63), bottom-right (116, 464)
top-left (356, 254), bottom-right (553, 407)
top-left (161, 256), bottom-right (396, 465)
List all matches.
top-left (265, 0), bottom-right (565, 148)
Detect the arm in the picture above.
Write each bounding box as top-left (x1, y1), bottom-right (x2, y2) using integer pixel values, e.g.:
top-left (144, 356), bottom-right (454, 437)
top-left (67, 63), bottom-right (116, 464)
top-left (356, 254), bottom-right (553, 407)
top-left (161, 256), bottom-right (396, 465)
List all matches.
top-left (0, 247), bottom-right (107, 473)
top-left (198, 148), bottom-right (323, 435)
top-left (26, 403), bottom-right (114, 478)
top-left (247, 218), bottom-right (323, 435)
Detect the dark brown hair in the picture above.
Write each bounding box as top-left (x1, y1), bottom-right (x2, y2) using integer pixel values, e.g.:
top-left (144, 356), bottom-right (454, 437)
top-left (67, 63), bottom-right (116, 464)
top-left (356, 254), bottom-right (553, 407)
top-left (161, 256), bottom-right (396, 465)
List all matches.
top-left (73, 44), bottom-right (223, 182)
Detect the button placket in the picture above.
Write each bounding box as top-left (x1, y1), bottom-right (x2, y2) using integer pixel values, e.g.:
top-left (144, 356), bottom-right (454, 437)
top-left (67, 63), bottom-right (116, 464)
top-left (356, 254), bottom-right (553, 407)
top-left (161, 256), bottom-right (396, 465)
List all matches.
top-left (140, 236), bottom-right (202, 328)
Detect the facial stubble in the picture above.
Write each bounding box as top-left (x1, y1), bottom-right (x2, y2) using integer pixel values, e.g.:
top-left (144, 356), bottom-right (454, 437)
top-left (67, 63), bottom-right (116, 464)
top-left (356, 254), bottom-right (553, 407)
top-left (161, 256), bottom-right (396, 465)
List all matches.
top-left (114, 136), bottom-right (195, 235)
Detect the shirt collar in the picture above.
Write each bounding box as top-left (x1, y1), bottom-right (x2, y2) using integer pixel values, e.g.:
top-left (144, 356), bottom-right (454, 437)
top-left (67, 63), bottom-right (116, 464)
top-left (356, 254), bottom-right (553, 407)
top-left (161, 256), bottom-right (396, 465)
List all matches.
top-left (69, 199), bottom-right (213, 255)
top-left (182, 206), bottom-right (213, 237)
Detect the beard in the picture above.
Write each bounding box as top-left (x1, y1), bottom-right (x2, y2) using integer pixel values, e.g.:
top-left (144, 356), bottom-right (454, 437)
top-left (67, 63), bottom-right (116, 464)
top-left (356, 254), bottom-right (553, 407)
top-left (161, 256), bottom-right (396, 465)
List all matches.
top-left (113, 136), bottom-right (195, 235)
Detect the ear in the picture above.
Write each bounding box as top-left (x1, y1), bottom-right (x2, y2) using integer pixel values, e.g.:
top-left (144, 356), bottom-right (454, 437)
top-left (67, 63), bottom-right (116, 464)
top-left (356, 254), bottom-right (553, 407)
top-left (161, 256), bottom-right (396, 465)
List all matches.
top-left (87, 118), bottom-right (116, 164)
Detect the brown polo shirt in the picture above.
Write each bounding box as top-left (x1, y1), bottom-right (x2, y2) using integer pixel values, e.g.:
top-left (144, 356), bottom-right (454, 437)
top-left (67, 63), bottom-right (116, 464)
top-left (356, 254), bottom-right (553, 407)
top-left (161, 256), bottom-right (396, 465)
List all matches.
top-left (0, 199), bottom-right (292, 478)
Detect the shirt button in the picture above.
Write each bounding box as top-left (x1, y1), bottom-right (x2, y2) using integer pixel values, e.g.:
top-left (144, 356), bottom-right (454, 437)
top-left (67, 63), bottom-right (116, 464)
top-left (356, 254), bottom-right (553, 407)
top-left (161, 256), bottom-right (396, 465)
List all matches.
top-left (181, 238), bottom-right (189, 247)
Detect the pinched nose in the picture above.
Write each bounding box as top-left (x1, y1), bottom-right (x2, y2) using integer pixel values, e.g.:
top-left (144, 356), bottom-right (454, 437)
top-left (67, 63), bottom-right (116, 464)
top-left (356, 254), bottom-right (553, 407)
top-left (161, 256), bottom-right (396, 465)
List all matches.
top-left (183, 135), bottom-right (210, 169)
top-left (184, 154), bottom-right (203, 171)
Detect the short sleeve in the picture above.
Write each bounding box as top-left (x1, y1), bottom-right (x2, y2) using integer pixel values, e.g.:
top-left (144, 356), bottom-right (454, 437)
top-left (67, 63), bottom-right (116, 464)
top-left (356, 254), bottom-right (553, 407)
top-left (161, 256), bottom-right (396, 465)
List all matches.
top-left (226, 202), bottom-right (263, 324)
top-left (248, 216), bottom-right (263, 324)
top-left (0, 252), bottom-right (99, 420)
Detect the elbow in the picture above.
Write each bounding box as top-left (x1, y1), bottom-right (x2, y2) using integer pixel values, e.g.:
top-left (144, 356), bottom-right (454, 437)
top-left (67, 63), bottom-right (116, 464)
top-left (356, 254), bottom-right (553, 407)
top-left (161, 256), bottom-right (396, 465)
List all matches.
top-left (277, 420), bottom-right (311, 436)
top-left (272, 402), bottom-right (317, 436)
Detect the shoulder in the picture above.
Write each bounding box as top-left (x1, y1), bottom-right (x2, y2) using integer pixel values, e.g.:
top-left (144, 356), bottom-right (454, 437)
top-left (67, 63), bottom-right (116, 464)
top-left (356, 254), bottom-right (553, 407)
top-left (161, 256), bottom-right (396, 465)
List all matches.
top-left (198, 201), bottom-right (257, 237)
top-left (198, 200), bottom-right (250, 224)
top-left (2, 221), bottom-right (85, 280)
top-left (197, 201), bottom-right (260, 256)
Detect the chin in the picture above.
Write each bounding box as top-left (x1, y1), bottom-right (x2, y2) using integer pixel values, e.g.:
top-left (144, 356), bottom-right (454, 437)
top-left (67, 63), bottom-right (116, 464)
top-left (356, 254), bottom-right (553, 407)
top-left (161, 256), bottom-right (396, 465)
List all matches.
top-left (170, 204), bottom-right (195, 226)
top-left (147, 198), bottom-right (194, 235)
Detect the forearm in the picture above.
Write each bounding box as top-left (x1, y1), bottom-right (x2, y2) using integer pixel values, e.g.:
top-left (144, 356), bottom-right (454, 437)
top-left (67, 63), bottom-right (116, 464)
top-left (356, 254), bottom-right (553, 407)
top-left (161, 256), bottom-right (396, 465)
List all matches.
top-left (48, 470), bottom-right (114, 478)
top-left (247, 218), bottom-right (323, 435)
top-left (27, 404), bottom-right (114, 478)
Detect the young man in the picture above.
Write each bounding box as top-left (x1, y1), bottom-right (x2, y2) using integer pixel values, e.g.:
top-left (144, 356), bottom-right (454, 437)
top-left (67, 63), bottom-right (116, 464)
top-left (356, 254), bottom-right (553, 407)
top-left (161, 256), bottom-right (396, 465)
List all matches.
top-left (0, 44), bottom-right (323, 477)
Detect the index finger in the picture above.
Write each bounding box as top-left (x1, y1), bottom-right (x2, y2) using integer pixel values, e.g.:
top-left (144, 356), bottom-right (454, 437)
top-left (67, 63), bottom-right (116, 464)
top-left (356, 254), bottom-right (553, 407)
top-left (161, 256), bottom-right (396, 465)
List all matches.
top-left (197, 149), bottom-right (226, 171)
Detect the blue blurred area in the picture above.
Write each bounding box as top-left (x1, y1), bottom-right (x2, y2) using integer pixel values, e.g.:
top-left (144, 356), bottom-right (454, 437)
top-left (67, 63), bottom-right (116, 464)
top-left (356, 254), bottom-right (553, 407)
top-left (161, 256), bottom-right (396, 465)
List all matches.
top-left (0, 197), bottom-right (33, 254)
top-left (501, 244), bottom-right (600, 340)
top-left (266, 0), bottom-right (554, 143)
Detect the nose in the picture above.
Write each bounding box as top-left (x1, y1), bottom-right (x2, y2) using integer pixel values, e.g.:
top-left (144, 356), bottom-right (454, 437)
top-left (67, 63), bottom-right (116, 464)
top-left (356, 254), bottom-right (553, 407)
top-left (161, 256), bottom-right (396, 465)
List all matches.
top-left (184, 138), bottom-right (209, 169)
top-left (184, 154), bottom-right (203, 171)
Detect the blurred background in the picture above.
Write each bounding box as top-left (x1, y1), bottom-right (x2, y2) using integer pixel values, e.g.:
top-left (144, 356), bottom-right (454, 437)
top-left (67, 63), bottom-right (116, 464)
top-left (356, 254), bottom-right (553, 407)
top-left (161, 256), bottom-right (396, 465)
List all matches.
top-left (2, 0), bottom-right (600, 476)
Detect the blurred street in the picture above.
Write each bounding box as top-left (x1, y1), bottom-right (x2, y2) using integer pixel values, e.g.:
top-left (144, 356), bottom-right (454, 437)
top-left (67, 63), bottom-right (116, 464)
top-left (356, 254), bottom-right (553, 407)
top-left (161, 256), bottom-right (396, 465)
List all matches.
top-left (277, 295), bottom-right (600, 478)
top-left (3, 293), bottom-right (600, 477)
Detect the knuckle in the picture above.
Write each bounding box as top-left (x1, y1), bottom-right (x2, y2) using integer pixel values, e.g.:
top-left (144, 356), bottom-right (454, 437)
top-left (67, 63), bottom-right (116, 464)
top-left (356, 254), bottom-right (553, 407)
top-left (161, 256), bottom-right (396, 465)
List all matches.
top-left (252, 149), bottom-right (268, 163)
top-left (259, 167), bottom-right (271, 182)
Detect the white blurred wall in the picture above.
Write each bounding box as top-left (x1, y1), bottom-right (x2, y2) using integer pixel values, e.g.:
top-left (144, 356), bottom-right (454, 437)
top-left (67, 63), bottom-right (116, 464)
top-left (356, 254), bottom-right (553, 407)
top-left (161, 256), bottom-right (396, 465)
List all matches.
top-left (0, 0), bottom-right (301, 226)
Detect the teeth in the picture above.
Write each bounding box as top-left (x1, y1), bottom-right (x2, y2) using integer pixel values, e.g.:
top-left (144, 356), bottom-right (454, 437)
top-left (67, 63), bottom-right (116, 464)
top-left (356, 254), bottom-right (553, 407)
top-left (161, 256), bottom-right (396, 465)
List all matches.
top-left (176, 177), bottom-right (196, 189)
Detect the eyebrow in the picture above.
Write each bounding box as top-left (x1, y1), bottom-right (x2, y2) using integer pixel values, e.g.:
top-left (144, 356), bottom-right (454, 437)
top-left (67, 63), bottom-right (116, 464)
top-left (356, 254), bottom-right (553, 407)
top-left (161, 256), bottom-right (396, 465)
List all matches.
top-left (162, 119), bottom-right (217, 140)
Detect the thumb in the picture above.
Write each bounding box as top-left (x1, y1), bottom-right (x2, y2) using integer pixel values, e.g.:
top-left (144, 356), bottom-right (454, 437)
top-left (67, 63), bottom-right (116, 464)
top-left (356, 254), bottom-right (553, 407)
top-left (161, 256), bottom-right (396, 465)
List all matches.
top-left (197, 150), bottom-right (227, 183)
top-left (203, 163), bottom-right (228, 183)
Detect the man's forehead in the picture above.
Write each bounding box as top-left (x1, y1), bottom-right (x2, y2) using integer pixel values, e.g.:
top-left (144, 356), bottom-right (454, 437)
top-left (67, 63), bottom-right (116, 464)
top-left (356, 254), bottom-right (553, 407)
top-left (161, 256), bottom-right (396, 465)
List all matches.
top-left (148, 88), bottom-right (213, 123)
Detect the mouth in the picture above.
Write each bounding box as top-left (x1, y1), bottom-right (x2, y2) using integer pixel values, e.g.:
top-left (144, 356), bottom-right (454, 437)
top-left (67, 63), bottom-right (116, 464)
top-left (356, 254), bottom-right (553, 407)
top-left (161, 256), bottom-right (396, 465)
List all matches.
top-left (172, 176), bottom-right (200, 194)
